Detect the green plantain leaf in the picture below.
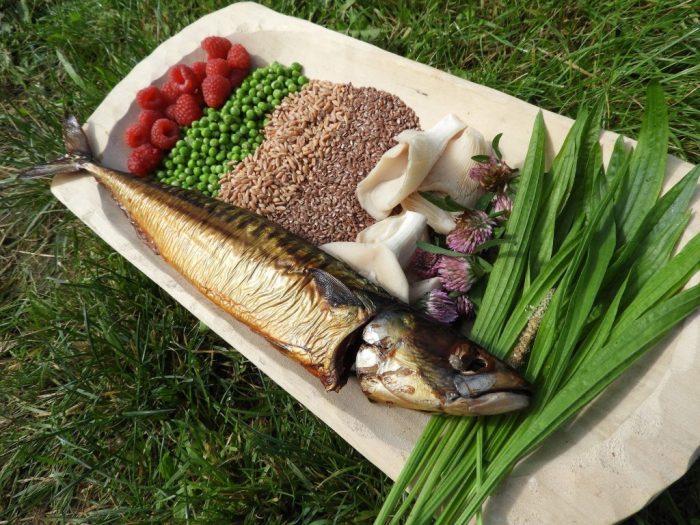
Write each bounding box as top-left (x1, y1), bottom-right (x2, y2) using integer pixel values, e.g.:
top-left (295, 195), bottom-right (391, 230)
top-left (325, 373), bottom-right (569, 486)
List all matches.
top-left (471, 112), bottom-right (546, 352)
top-left (614, 81), bottom-right (669, 243)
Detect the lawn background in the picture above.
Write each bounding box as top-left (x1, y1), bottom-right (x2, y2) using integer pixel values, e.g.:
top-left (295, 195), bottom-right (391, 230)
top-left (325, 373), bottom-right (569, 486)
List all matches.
top-left (1, 0), bottom-right (698, 523)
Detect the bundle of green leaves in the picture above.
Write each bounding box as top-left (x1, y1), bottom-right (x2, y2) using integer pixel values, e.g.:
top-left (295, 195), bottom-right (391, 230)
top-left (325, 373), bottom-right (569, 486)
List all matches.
top-left (375, 82), bottom-right (700, 524)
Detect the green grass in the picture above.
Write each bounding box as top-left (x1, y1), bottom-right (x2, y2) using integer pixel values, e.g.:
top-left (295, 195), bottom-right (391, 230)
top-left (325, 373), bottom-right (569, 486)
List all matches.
top-left (1, 0), bottom-right (698, 523)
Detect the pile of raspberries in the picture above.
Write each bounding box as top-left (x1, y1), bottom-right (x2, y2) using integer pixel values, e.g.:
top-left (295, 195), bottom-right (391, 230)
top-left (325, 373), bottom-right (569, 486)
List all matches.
top-left (125, 37), bottom-right (251, 176)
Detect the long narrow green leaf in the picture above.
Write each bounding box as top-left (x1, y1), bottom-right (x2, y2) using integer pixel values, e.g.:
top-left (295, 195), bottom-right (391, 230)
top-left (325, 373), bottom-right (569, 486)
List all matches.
top-left (497, 225), bottom-right (582, 354)
top-left (613, 232), bottom-right (700, 338)
top-left (614, 81), bottom-right (669, 243)
top-left (605, 135), bottom-right (633, 190)
top-left (471, 112), bottom-right (546, 350)
top-left (540, 201), bottom-right (616, 402)
top-left (554, 101), bottom-right (603, 245)
top-left (564, 276), bottom-right (629, 383)
top-left (454, 284), bottom-right (700, 523)
top-left (607, 165), bottom-right (700, 287)
top-left (529, 109), bottom-right (589, 276)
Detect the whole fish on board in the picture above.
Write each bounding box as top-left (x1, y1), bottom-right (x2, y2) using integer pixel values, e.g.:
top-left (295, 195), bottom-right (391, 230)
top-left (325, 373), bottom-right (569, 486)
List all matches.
top-left (21, 116), bottom-right (531, 416)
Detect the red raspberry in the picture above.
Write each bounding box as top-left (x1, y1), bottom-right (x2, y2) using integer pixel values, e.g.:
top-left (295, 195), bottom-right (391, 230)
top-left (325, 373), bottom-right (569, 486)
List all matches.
top-left (201, 75), bottom-right (231, 108)
top-left (138, 109), bottom-right (164, 130)
top-left (192, 89), bottom-right (205, 107)
top-left (171, 94), bottom-right (203, 126)
top-left (164, 104), bottom-right (179, 122)
top-left (124, 122), bottom-right (150, 148)
top-left (127, 143), bottom-right (162, 177)
top-left (206, 58), bottom-right (231, 78)
top-left (226, 43), bottom-right (250, 71)
top-left (150, 118), bottom-right (180, 150)
top-left (136, 86), bottom-right (167, 111)
top-left (169, 64), bottom-right (199, 95)
top-left (191, 61), bottom-right (207, 83)
top-left (201, 36), bottom-right (231, 60)
top-left (161, 81), bottom-right (180, 105)
top-left (229, 68), bottom-right (247, 89)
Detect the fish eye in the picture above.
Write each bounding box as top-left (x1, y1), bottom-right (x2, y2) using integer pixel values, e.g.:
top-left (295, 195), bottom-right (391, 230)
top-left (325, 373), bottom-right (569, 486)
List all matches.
top-left (449, 345), bottom-right (489, 375)
top-left (449, 345), bottom-right (489, 374)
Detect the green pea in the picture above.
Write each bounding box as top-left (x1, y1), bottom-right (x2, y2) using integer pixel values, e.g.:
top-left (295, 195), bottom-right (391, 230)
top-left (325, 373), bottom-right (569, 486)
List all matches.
top-left (288, 84), bottom-right (298, 93)
top-left (193, 167), bottom-right (201, 176)
top-left (165, 160), bottom-right (174, 169)
top-left (184, 167), bottom-right (193, 176)
top-left (197, 182), bottom-right (206, 191)
top-left (191, 150), bottom-right (200, 160)
top-left (248, 128), bottom-right (259, 139)
top-left (231, 133), bottom-right (240, 145)
top-left (241, 104), bottom-right (251, 114)
top-left (171, 180), bottom-right (181, 187)
top-left (223, 114), bottom-right (232, 125)
top-left (208, 146), bottom-right (217, 157)
top-left (187, 159), bottom-right (195, 169)
top-left (272, 89), bottom-right (282, 99)
top-left (271, 97), bottom-right (281, 106)
top-left (210, 138), bottom-right (219, 148)
top-left (291, 62), bottom-right (302, 72)
top-left (199, 117), bottom-right (210, 127)
top-left (206, 157), bottom-right (215, 166)
top-left (185, 175), bottom-right (195, 186)
top-left (196, 159), bottom-right (204, 167)
top-left (246, 120), bottom-right (256, 129)
top-left (220, 133), bottom-right (230, 144)
top-left (202, 128), bottom-right (211, 138)
top-left (173, 155), bottom-right (184, 165)
top-left (216, 152), bottom-right (226, 162)
top-left (298, 75), bottom-right (308, 85)
top-left (218, 123), bottom-right (228, 133)
top-left (255, 135), bottom-right (263, 145)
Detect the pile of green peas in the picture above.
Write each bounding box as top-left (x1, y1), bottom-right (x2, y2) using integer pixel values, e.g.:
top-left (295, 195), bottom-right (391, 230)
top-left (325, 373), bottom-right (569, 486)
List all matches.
top-left (154, 62), bottom-right (309, 196)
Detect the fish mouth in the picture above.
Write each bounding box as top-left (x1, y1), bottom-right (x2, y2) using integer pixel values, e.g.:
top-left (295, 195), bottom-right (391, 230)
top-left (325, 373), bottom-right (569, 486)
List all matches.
top-left (454, 391), bottom-right (531, 416)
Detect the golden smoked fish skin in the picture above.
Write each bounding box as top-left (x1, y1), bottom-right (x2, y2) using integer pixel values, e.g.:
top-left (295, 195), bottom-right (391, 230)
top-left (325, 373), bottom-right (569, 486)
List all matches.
top-left (21, 116), bottom-right (533, 416)
top-left (89, 162), bottom-right (389, 390)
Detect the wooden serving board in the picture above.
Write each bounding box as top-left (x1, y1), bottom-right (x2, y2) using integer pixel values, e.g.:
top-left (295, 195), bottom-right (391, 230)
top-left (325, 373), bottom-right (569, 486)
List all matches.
top-left (51, 3), bottom-right (699, 523)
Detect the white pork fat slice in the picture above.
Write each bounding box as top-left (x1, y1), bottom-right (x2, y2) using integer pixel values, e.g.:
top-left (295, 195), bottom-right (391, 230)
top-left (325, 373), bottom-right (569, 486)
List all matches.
top-left (355, 211), bottom-right (428, 269)
top-left (356, 114), bottom-right (467, 220)
top-left (419, 126), bottom-right (488, 208)
top-left (401, 193), bottom-right (458, 234)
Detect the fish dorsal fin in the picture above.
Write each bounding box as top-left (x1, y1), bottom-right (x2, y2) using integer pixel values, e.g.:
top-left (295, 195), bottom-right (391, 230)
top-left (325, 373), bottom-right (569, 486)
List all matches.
top-left (310, 268), bottom-right (364, 308)
top-left (63, 114), bottom-right (92, 158)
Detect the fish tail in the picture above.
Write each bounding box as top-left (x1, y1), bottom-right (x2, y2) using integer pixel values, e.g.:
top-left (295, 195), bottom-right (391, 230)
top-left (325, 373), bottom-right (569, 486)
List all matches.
top-left (19, 114), bottom-right (93, 179)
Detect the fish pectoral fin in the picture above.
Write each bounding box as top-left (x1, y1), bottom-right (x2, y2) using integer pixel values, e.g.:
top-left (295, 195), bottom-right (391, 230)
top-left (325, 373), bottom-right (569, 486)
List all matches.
top-left (309, 268), bottom-right (363, 308)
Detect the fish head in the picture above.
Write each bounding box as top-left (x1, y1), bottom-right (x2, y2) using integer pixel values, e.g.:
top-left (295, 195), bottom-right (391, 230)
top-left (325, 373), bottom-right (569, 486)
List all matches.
top-left (355, 307), bottom-right (532, 416)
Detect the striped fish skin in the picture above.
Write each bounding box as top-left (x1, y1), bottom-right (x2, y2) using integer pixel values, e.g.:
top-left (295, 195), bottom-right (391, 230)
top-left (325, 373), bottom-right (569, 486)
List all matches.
top-left (20, 116), bottom-right (533, 416)
top-left (89, 162), bottom-right (390, 391)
